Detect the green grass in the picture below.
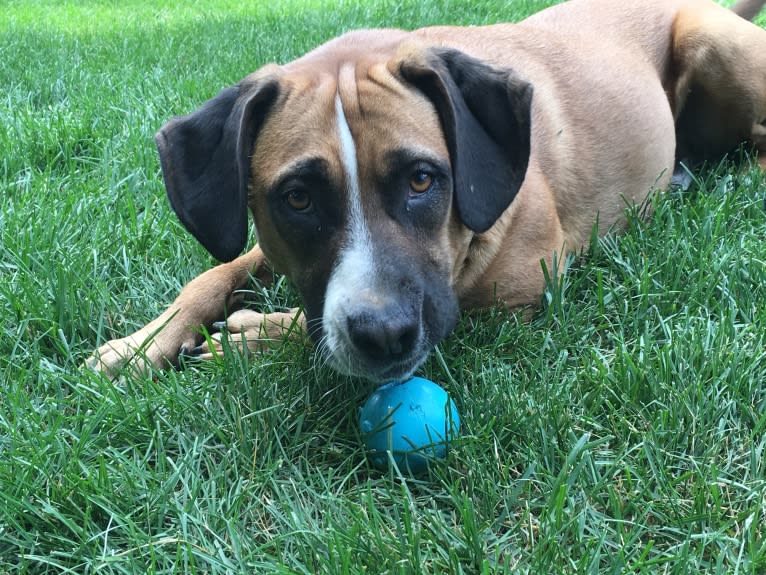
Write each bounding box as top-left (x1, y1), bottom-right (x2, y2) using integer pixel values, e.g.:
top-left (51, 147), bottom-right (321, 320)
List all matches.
top-left (1, 0), bottom-right (765, 572)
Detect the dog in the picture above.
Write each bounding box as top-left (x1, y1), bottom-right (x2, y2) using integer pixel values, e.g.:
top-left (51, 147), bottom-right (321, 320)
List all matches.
top-left (88, 0), bottom-right (766, 382)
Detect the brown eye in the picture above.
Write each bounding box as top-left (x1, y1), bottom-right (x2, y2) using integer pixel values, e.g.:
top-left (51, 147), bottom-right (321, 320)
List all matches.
top-left (286, 189), bottom-right (311, 211)
top-left (409, 171), bottom-right (433, 195)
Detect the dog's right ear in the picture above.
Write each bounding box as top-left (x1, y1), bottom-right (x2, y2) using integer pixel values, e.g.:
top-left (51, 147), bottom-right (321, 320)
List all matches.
top-left (155, 71), bottom-right (280, 262)
top-left (395, 45), bottom-right (533, 234)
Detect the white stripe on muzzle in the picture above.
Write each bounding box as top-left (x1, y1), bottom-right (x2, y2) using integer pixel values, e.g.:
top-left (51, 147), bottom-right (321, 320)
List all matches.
top-left (321, 93), bottom-right (377, 370)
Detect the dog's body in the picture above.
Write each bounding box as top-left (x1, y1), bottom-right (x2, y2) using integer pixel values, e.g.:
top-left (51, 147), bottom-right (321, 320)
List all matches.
top-left (89, 0), bottom-right (766, 382)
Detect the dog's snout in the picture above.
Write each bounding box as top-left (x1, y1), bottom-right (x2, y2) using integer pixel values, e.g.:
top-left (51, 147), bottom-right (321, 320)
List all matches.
top-left (346, 305), bottom-right (419, 363)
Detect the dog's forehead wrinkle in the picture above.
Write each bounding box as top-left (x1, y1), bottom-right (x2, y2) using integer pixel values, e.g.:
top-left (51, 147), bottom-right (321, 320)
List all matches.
top-left (336, 62), bottom-right (362, 116)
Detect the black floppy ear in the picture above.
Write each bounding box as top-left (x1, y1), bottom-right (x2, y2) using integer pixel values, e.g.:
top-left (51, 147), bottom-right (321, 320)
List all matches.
top-left (155, 74), bottom-right (280, 262)
top-left (398, 47), bottom-right (533, 232)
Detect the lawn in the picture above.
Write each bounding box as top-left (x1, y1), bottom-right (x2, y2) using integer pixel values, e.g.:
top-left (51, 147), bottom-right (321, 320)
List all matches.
top-left (1, 0), bottom-right (765, 573)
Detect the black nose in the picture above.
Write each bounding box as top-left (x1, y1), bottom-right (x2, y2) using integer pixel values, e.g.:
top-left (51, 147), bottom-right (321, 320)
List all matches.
top-left (346, 305), bottom-right (419, 363)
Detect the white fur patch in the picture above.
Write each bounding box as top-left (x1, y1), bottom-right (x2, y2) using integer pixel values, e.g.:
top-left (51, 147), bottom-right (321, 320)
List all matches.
top-left (321, 93), bottom-right (377, 368)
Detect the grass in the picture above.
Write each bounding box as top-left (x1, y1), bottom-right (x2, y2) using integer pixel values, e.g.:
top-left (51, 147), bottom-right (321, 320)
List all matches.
top-left (1, 0), bottom-right (765, 572)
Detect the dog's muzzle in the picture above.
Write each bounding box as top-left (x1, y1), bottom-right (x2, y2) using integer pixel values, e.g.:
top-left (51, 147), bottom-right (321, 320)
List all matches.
top-left (321, 289), bottom-right (428, 382)
top-left (346, 296), bottom-right (421, 364)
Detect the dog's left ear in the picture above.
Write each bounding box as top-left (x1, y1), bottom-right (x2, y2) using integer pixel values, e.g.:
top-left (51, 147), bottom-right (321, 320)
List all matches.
top-left (397, 47), bottom-right (533, 232)
top-left (155, 71), bottom-right (280, 262)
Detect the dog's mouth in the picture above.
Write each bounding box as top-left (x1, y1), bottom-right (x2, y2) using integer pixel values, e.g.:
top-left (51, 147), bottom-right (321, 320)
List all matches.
top-left (327, 353), bottom-right (428, 384)
top-left (316, 313), bottom-right (430, 383)
top-left (320, 339), bottom-right (429, 383)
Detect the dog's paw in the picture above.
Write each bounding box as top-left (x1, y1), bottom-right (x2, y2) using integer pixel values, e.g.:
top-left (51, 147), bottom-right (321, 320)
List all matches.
top-left (191, 308), bottom-right (303, 360)
top-left (85, 334), bottom-right (158, 378)
top-left (86, 329), bottom-right (198, 379)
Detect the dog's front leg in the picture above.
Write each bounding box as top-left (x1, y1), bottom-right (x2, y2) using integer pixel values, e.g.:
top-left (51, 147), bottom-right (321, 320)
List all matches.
top-left (191, 307), bottom-right (306, 360)
top-left (87, 245), bottom-right (269, 378)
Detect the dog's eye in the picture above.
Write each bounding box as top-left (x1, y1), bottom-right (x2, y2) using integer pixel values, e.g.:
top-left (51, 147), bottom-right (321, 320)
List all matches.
top-left (285, 189), bottom-right (312, 211)
top-left (409, 170), bottom-right (433, 195)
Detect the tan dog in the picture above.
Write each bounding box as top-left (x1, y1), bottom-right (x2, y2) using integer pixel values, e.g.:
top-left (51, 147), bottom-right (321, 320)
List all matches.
top-left (89, 0), bottom-right (766, 382)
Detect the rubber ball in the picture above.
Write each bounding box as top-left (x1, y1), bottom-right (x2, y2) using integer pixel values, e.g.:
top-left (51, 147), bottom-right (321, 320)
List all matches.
top-left (359, 376), bottom-right (460, 473)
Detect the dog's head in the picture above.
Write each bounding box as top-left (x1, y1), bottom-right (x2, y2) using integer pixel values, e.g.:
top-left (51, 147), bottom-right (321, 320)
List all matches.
top-left (156, 32), bottom-right (532, 382)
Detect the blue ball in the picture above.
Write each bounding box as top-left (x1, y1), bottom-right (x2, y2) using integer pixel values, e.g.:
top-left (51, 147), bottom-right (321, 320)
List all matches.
top-left (359, 377), bottom-right (460, 473)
